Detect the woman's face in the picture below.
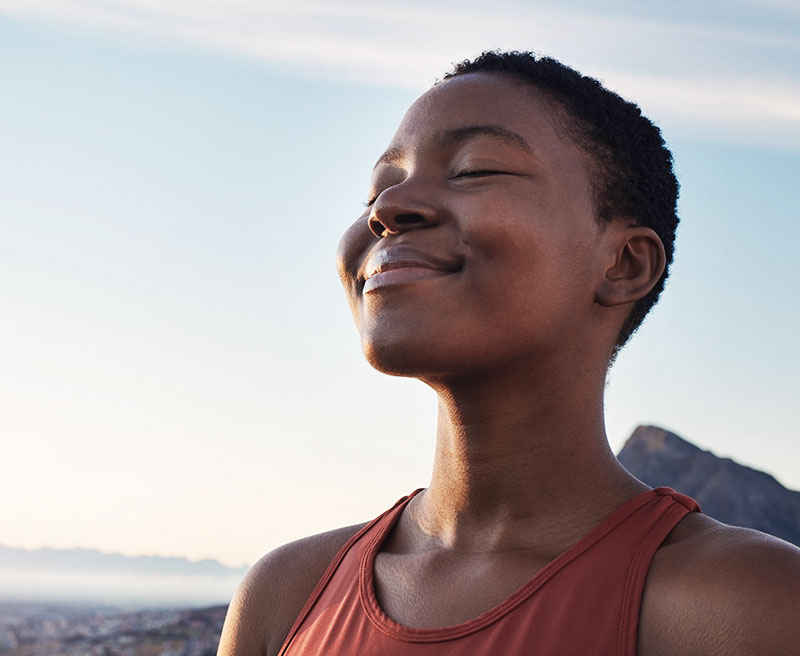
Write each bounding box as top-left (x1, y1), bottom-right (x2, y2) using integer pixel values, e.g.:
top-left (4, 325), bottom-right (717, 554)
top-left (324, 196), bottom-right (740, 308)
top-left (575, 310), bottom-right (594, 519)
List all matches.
top-left (337, 72), bottom-right (608, 379)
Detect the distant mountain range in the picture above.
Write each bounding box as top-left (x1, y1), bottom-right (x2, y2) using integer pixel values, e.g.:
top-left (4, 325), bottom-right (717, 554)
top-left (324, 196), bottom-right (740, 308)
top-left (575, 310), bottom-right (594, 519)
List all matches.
top-left (0, 545), bottom-right (248, 577)
top-left (618, 425), bottom-right (800, 547)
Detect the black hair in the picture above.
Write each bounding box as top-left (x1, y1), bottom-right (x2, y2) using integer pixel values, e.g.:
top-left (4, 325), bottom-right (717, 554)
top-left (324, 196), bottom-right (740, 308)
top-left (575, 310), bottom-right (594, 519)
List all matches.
top-left (442, 50), bottom-right (680, 352)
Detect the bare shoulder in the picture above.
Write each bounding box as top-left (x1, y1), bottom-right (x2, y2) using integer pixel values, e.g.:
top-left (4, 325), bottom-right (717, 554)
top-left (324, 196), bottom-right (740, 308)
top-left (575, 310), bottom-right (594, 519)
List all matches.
top-left (639, 512), bottom-right (800, 656)
top-left (217, 522), bottom-right (368, 656)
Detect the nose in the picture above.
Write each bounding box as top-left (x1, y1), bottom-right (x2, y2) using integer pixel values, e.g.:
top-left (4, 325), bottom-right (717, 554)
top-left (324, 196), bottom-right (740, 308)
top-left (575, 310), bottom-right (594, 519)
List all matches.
top-left (367, 182), bottom-right (440, 239)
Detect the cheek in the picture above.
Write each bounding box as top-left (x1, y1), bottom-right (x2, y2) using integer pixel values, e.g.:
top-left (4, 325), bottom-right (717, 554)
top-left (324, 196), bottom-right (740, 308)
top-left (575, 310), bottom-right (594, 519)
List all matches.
top-left (464, 214), bottom-right (598, 333)
top-left (336, 217), bottom-right (370, 278)
top-left (336, 217), bottom-right (375, 318)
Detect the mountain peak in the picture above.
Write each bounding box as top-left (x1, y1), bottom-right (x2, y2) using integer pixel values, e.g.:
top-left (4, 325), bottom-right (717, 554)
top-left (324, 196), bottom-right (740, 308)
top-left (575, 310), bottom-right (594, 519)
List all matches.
top-left (625, 425), bottom-right (704, 455)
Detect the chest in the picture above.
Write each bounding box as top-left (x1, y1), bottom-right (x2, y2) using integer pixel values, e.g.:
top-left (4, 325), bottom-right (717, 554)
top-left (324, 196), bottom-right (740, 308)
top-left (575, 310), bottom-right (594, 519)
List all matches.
top-left (372, 549), bottom-right (558, 629)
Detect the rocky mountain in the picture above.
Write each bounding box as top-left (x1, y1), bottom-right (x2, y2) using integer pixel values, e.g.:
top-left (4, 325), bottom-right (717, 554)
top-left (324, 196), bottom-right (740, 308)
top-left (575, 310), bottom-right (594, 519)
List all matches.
top-left (617, 425), bottom-right (800, 547)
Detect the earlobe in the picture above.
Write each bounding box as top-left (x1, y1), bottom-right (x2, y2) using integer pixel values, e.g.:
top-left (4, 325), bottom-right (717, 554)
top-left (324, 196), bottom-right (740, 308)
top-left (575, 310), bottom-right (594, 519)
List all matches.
top-left (596, 226), bottom-right (666, 308)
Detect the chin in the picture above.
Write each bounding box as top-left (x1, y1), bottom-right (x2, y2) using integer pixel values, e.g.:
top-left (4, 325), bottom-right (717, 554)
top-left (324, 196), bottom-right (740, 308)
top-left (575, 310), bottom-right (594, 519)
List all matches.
top-left (361, 337), bottom-right (435, 377)
top-left (360, 333), bottom-right (509, 380)
top-left (357, 309), bottom-right (433, 375)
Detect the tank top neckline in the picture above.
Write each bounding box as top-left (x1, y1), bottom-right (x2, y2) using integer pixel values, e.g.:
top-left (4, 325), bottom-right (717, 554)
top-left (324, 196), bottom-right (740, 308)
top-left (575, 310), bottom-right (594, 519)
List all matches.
top-left (359, 486), bottom-right (675, 642)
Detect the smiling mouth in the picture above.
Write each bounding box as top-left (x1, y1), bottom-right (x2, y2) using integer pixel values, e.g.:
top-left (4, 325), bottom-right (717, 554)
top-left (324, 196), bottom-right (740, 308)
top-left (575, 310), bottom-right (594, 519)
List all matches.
top-left (363, 264), bottom-right (458, 293)
top-left (361, 248), bottom-right (463, 294)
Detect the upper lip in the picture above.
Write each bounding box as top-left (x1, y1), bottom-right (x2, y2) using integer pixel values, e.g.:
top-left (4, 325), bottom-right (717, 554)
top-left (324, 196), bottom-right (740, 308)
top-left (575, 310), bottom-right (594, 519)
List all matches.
top-left (362, 246), bottom-right (463, 280)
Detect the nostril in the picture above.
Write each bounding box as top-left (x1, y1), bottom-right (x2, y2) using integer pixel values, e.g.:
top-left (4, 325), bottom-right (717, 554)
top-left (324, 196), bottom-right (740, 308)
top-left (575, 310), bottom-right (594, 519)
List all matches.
top-left (368, 216), bottom-right (388, 238)
top-left (368, 209), bottom-right (432, 238)
top-left (394, 213), bottom-right (427, 226)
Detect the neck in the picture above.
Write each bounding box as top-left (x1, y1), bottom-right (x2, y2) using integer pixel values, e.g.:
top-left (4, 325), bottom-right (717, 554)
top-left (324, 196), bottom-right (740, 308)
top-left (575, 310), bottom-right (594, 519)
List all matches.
top-left (411, 361), bottom-right (645, 552)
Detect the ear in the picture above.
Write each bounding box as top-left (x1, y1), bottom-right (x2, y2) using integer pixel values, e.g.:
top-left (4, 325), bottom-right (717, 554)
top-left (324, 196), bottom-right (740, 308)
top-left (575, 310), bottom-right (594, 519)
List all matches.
top-left (595, 225), bottom-right (666, 307)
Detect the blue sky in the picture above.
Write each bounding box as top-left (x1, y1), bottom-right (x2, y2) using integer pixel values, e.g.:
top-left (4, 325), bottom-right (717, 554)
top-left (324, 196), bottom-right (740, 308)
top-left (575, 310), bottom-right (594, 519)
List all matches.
top-left (1, 1), bottom-right (798, 567)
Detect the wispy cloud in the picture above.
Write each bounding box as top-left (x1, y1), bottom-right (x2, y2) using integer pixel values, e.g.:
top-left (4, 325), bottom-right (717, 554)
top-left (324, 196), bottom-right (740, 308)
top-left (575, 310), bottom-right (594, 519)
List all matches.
top-left (2, 0), bottom-right (799, 146)
top-left (603, 72), bottom-right (800, 149)
top-left (730, 0), bottom-right (800, 12)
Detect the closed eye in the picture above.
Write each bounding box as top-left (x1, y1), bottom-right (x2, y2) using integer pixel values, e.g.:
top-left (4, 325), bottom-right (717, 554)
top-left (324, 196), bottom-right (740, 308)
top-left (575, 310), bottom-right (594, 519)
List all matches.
top-left (452, 169), bottom-right (508, 178)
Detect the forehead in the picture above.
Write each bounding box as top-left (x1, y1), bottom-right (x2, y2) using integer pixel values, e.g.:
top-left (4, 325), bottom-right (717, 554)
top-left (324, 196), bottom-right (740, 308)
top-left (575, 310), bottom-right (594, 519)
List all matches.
top-left (383, 72), bottom-right (587, 175)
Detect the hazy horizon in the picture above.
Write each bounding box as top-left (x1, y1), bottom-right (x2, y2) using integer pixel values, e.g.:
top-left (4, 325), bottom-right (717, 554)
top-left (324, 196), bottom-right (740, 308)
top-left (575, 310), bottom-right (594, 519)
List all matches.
top-left (0, 568), bottom-right (241, 608)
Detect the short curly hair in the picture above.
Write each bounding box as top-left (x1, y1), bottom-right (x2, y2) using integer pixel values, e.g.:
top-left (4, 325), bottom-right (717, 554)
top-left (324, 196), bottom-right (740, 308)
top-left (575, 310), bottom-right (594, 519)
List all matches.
top-left (442, 51), bottom-right (680, 352)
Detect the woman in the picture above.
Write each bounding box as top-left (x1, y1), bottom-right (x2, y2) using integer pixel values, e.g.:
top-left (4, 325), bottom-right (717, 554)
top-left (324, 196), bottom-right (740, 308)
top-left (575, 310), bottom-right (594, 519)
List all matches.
top-left (219, 51), bottom-right (800, 655)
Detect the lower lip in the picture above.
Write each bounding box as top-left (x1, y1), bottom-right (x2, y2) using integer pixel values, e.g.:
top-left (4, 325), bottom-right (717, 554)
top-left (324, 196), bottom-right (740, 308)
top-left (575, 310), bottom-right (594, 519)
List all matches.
top-left (363, 267), bottom-right (454, 293)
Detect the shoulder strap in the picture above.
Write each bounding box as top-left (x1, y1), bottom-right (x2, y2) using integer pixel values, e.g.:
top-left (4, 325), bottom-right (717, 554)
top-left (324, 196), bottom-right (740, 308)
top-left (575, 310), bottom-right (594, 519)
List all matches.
top-left (277, 491), bottom-right (420, 655)
top-left (617, 488), bottom-right (700, 656)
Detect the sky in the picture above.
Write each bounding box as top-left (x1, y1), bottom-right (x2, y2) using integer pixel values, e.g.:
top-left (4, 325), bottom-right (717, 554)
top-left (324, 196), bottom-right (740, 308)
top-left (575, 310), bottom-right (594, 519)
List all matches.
top-left (1, 0), bottom-right (798, 570)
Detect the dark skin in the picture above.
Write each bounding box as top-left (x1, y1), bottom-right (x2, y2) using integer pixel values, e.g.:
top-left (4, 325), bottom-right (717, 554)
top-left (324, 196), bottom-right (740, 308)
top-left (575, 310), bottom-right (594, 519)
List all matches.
top-left (218, 73), bottom-right (800, 656)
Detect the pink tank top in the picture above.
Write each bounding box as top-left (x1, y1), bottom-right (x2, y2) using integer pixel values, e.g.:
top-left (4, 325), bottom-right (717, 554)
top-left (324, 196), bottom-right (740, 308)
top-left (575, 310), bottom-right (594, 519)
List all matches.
top-left (279, 487), bottom-right (700, 655)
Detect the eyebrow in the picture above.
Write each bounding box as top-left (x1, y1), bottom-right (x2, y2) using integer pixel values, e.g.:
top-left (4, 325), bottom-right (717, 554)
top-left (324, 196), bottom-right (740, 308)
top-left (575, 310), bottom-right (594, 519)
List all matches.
top-left (373, 124), bottom-right (535, 170)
